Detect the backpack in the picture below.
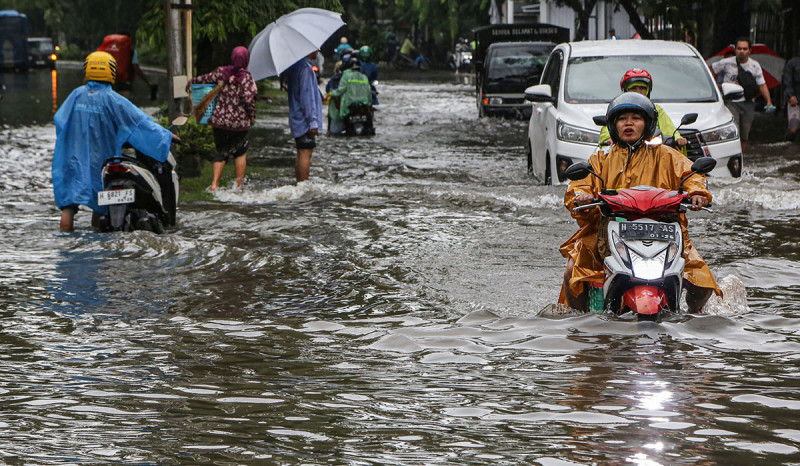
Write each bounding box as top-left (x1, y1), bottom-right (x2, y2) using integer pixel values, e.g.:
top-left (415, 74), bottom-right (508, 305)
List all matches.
top-left (736, 64), bottom-right (760, 100)
top-left (98, 34), bottom-right (132, 83)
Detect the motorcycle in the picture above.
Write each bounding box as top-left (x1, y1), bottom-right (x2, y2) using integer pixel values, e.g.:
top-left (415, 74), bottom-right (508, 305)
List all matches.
top-left (563, 156), bottom-right (717, 320)
top-left (95, 117), bottom-right (184, 233)
top-left (343, 102), bottom-right (375, 136)
top-left (448, 42), bottom-right (473, 72)
top-left (393, 53), bottom-right (429, 71)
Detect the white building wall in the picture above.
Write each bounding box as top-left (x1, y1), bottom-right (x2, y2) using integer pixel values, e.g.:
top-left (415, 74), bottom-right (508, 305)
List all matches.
top-left (536, 1), bottom-right (641, 41)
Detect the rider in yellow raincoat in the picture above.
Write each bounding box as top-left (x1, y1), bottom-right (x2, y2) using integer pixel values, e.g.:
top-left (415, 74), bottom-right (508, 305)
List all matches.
top-left (560, 92), bottom-right (721, 313)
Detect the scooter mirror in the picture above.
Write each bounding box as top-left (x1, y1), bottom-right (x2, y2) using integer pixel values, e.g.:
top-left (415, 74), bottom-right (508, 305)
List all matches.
top-left (171, 116), bottom-right (188, 126)
top-left (564, 161), bottom-right (592, 181)
top-left (691, 156), bottom-right (716, 175)
top-left (680, 113), bottom-right (698, 126)
top-left (592, 115), bottom-right (607, 127)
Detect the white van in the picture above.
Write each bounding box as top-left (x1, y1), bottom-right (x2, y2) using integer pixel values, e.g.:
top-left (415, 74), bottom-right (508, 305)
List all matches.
top-left (524, 40), bottom-right (743, 184)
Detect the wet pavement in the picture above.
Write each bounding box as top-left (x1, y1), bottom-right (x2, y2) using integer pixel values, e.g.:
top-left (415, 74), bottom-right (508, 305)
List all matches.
top-left (0, 66), bottom-right (799, 463)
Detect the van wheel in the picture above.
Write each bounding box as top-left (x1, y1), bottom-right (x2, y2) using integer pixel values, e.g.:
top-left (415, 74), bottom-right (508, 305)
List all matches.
top-left (544, 152), bottom-right (552, 185)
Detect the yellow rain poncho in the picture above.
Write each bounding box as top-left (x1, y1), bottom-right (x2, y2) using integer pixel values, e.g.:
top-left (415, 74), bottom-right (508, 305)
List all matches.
top-left (559, 142), bottom-right (721, 304)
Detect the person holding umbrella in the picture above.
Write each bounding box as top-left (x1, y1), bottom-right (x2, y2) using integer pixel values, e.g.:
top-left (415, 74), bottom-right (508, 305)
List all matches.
top-left (246, 8), bottom-right (345, 182)
top-left (284, 51), bottom-right (323, 182)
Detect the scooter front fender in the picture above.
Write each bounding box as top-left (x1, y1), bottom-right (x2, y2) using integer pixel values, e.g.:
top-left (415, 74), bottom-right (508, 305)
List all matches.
top-left (622, 285), bottom-right (667, 315)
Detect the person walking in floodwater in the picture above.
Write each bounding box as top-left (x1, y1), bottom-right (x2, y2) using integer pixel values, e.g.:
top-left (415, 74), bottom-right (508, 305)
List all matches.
top-left (189, 46), bottom-right (257, 191)
top-left (284, 51), bottom-right (323, 182)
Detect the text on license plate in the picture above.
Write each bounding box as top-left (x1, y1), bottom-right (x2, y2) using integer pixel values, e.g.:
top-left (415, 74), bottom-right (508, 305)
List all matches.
top-left (619, 222), bottom-right (676, 241)
top-left (98, 188), bottom-right (135, 206)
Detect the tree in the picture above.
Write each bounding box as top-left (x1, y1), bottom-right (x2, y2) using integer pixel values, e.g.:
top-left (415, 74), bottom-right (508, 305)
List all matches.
top-left (552, 0), bottom-right (599, 41)
top-left (134, 0), bottom-right (343, 74)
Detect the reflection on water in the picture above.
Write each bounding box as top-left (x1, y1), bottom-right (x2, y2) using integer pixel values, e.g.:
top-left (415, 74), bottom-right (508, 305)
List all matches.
top-left (0, 70), bottom-right (798, 463)
top-left (0, 63), bottom-right (165, 126)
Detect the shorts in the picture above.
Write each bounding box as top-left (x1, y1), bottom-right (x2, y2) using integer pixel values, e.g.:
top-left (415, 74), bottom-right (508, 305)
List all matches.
top-left (726, 100), bottom-right (755, 142)
top-left (788, 104), bottom-right (800, 131)
top-left (213, 128), bottom-right (249, 162)
top-left (295, 132), bottom-right (317, 149)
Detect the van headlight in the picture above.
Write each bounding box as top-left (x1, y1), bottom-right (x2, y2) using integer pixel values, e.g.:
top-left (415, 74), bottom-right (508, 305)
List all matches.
top-left (700, 121), bottom-right (738, 144)
top-left (557, 120), bottom-right (600, 145)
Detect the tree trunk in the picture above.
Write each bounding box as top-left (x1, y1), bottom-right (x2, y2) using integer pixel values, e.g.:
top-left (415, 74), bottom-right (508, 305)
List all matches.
top-left (618, 0), bottom-right (653, 39)
top-left (573, 0), bottom-right (598, 41)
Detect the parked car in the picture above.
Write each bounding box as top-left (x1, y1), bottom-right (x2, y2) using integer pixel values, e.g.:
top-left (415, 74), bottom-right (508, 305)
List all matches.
top-left (27, 37), bottom-right (56, 69)
top-left (524, 40), bottom-right (744, 184)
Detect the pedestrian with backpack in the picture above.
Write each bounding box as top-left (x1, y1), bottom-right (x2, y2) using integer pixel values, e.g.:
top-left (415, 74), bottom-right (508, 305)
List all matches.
top-left (711, 37), bottom-right (774, 151)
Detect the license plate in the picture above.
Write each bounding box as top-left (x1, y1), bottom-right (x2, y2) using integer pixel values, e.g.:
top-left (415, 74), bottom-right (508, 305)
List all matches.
top-left (351, 115), bottom-right (367, 122)
top-left (619, 222), bottom-right (676, 241)
top-left (98, 188), bottom-right (135, 206)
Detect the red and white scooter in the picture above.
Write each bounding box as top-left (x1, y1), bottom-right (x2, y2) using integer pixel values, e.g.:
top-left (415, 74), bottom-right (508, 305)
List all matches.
top-left (564, 157), bottom-right (716, 319)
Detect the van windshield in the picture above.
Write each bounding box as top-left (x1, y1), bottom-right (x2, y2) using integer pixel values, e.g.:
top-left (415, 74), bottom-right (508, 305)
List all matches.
top-left (564, 55), bottom-right (717, 103)
top-left (486, 44), bottom-right (550, 80)
top-left (29, 40), bottom-right (53, 52)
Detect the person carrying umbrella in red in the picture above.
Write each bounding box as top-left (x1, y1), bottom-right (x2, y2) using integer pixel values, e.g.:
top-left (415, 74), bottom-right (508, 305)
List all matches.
top-left (710, 36), bottom-right (774, 152)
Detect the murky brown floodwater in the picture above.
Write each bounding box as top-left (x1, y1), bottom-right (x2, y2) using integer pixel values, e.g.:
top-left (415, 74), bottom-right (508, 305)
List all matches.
top-left (1, 65), bottom-right (799, 464)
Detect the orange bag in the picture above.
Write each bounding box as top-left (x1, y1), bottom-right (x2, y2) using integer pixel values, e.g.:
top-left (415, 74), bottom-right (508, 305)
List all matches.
top-left (98, 34), bottom-right (132, 83)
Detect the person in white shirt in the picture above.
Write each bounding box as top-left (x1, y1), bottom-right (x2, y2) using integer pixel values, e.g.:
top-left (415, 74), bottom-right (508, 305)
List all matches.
top-left (711, 37), bottom-right (774, 151)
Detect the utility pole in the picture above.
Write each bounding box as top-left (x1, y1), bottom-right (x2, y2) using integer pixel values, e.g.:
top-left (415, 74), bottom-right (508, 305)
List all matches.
top-left (165, 0), bottom-right (188, 121)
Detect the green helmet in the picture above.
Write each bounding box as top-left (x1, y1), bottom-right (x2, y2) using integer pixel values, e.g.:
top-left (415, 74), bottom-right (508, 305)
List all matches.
top-left (359, 45), bottom-right (372, 61)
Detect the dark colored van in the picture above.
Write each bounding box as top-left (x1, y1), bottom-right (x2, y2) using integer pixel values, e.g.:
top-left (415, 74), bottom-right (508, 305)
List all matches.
top-left (0, 10), bottom-right (29, 72)
top-left (473, 23), bottom-right (569, 118)
top-left (479, 41), bottom-right (553, 117)
top-left (27, 37), bottom-right (56, 69)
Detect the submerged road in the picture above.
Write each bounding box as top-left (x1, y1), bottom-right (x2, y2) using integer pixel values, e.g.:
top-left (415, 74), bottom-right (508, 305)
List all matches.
top-left (0, 67), bottom-right (799, 463)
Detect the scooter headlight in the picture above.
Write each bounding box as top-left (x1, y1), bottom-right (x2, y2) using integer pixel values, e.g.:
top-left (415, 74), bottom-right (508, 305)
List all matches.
top-left (630, 249), bottom-right (667, 281)
top-left (665, 241), bottom-right (680, 267)
top-left (611, 230), bottom-right (631, 267)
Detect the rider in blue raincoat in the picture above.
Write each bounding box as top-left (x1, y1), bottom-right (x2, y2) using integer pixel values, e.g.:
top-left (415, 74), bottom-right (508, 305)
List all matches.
top-left (52, 51), bottom-right (175, 232)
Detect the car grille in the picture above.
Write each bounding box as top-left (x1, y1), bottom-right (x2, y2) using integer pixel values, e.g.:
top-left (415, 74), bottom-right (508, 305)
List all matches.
top-left (680, 129), bottom-right (707, 161)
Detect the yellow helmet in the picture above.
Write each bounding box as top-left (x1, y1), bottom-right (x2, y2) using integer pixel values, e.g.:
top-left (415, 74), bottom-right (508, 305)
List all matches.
top-left (84, 51), bottom-right (117, 84)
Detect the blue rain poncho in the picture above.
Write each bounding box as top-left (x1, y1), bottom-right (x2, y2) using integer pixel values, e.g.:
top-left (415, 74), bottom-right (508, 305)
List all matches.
top-left (52, 81), bottom-right (173, 214)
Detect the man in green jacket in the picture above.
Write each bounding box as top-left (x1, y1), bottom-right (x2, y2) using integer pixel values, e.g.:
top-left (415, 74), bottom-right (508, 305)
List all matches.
top-left (326, 57), bottom-right (372, 134)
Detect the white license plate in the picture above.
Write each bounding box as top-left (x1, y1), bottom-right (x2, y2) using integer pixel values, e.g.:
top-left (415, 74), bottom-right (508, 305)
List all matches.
top-left (98, 188), bottom-right (135, 206)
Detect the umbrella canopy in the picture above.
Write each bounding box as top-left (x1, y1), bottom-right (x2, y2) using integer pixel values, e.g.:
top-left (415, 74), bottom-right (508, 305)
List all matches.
top-left (706, 43), bottom-right (785, 89)
top-left (247, 8), bottom-right (345, 81)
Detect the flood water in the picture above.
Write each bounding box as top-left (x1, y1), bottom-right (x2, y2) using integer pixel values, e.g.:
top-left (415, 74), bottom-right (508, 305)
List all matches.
top-left (2, 66), bottom-right (800, 464)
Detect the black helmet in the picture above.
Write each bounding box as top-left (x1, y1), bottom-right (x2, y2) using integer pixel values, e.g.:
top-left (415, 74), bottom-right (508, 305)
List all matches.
top-left (344, 56), bottom-right (360, 70)
top-left (606, 92), bottom-right (658, 149)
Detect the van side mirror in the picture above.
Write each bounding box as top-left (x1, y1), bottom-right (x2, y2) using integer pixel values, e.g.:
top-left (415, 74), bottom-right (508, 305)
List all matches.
top-left (680, 113), bottom-right (698, 126)
top-left (721, 82), bottom-right (744, 101)
top-left (524, 84), bottom-right (554, 103)
top-left (592, 115), bottom-right (607, 127)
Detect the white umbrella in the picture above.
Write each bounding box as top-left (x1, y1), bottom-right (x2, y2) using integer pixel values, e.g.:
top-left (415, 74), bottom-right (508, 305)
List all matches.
top-left (247, 8), bottom-right (345, 81)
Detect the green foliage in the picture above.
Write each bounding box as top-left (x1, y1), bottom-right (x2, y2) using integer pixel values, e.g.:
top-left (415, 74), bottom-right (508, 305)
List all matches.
top-left (137, 0), bottom-right (344, 49)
